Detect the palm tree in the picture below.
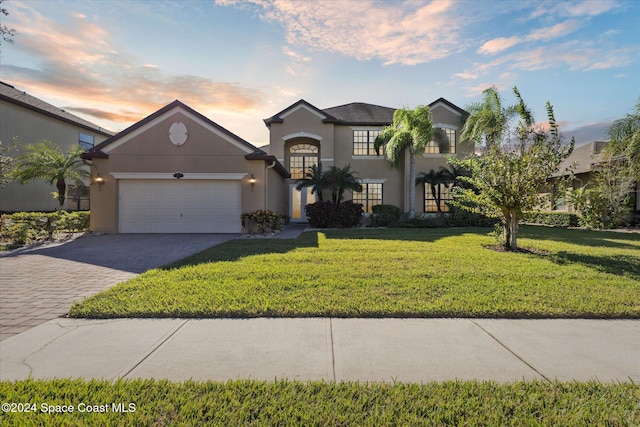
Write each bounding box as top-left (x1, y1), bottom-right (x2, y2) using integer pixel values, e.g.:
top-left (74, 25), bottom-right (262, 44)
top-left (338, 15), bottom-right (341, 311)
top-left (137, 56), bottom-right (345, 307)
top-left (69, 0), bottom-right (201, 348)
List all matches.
top-left (374, 105), bottom-right (434, 218)
top-left (325, 164), bottom-right (362, 205)
top-left (461, 86), bottom-right (514, 150)
top-left (13, 141), bottom-right (88, 210)
top-left (606, 98), bottom-right (640, 180)
top-left (295, 163), bottom-right (326, 202)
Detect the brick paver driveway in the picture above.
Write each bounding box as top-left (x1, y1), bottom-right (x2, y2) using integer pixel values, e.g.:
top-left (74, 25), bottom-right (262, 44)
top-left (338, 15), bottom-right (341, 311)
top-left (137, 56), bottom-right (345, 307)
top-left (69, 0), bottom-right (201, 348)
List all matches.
top-left (0, 234), bottom-right (239, 341)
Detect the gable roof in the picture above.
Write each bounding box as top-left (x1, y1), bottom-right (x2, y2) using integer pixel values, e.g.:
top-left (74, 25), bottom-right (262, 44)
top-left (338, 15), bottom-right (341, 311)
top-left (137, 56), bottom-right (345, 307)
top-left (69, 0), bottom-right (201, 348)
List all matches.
top-left (428, 97), bottom-right (467, 116)
top-left (85, 100), bottom-right (262, 158)
top-left (82, 99), bottom-right (290, 178)
top-left (0, 81), bottom-right (112, 137)
top-left (263, 99), bottom-right (337, 127)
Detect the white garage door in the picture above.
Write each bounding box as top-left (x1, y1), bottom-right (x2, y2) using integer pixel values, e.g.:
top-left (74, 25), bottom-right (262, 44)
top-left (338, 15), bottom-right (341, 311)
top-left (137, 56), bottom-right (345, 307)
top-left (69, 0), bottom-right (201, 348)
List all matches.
top-left (119, 180), bottom-right (241, 233)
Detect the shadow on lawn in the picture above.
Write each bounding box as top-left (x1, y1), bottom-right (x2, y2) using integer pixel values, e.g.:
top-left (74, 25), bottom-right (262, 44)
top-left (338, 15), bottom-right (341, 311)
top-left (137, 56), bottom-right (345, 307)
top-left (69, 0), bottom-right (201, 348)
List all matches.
top-left (162, 232), bottom-right (320, 269)
top-left (322, 227), bottom-right (490, 243)
top-left (521, 226), bottom-right (640, 251)
top-left (542, 251), bottom-right (640, 281)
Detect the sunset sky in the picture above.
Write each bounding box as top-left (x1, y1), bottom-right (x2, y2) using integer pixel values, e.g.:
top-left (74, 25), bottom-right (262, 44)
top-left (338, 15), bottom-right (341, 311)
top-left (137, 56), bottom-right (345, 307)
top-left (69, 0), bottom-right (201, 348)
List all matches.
top-left (1, 0), bottom-right (638, 147)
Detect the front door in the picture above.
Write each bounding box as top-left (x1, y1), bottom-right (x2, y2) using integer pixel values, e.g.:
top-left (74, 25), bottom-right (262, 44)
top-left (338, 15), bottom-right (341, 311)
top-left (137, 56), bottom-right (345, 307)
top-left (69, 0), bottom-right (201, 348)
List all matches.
top-left (290, 185), bottom-right (315, 222)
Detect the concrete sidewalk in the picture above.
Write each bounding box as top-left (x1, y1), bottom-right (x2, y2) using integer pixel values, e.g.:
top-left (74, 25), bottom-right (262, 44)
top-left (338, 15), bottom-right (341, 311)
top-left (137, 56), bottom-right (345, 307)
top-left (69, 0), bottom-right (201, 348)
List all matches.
top-left (1, 318), bottom-right (638, 382)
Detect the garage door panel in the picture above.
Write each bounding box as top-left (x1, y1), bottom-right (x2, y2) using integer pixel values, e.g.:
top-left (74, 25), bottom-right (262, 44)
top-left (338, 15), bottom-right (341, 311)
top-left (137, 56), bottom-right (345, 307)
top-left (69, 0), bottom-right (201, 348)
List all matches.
top-left (119, 179), bottom-right (241, 233)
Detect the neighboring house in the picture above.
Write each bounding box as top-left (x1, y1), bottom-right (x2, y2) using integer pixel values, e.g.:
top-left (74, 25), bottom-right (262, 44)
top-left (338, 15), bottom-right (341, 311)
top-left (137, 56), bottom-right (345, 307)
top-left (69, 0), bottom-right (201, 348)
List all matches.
top-left (0, 81), bottom-right (112, 212)
top-left (550, 140), bottom-right (639, 212)
top-left (85, 97), bottom-right (470, 233)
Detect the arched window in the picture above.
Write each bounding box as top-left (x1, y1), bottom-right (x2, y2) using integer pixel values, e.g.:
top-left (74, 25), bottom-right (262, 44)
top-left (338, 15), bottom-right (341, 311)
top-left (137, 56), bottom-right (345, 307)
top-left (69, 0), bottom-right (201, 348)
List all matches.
top-left (288, 143), bottom-right (319, 179)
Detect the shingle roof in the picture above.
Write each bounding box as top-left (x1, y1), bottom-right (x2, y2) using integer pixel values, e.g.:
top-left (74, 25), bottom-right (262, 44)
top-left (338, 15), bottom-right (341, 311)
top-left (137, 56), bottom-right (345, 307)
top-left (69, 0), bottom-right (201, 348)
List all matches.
top-left (0, 81), bottom-right (112, 136)
top-left (321, 102), bottom-right (396, 125)
top-left (264, 98), bottom-right (467, 128)
top-left (554, 141), bottom-right (607, 177)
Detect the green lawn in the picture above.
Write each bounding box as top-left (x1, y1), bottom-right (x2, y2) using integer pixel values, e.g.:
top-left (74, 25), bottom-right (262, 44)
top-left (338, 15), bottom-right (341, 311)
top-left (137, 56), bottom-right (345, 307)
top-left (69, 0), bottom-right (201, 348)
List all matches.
top-left (69, 226), bottom-right (640, 319)
top-left (1, 379), bottom-right (637, 426)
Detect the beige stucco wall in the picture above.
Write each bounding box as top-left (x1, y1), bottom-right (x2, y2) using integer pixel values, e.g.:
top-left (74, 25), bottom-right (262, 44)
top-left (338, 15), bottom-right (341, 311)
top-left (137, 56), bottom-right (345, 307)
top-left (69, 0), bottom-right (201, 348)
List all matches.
top-left (0, 100), bottom-right (109, 212)
top-left (90, 111), bottom-right (280, 233)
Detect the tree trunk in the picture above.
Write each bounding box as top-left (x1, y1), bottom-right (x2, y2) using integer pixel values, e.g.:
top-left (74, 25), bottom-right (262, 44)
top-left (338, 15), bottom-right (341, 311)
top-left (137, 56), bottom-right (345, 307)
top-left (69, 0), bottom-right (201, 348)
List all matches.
top-left (56, 178), bottom-right (66, 211)
top-left (503, 210), bottom-right (519, 250)
top-left (408, 154), bottom-right (416, 219)
top-left (503, 212), bottom-right (511, 249)
top-left (510, 212), bottom-right (518, 249)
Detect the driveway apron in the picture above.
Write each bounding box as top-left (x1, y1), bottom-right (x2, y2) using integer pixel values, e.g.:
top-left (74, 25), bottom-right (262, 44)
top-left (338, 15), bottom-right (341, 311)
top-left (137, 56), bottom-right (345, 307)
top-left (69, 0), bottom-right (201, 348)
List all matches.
top-left (0, 234), bottom-right (239, 341)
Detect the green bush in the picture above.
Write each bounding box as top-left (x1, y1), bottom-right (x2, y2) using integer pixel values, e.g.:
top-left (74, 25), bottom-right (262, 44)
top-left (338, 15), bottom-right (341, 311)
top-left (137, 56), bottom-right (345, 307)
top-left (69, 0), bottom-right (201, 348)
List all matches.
top-left (305, 201), bottom-right (363, 228)
top-left (397, 214), bottom-right (447, 228)
top-left (0, 211), bottom-right (91, 246)
top-left (58, 211), bottom-right (91, 232)
top-left (522, 212), bottom-right (579, 227)
top-left (446, 206), bottom-right (497, 227)
top-left (371, 204), bottom-right (401, 227)
top-left (241, 210), bottom-right (287, 234)
top-left (3, 222), bottom-right (36, 245)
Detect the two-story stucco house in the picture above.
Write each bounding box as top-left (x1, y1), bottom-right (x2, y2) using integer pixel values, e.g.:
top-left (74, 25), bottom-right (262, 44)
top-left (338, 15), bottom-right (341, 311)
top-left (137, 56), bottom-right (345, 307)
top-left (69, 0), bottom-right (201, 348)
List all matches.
top-left (0, 81), bottom-right (112, 212)
top-left (264, 98), bottom-right (471, 221)
top-left (84, 97), bottom-right (470, 233)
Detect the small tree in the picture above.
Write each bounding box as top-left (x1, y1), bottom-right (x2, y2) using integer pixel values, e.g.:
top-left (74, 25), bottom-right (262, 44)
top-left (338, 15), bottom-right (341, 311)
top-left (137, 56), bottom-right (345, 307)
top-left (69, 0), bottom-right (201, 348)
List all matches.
top-left (451, 87), bottom-right (574, 250)
top-left (295, 163), bottom-right (326, 202)
top-left (325, 164), bottom-right (362, 205)
top-left (13, 141), bottom-right (89, 210)
top-left (375, 105), bottom-right (434, 218)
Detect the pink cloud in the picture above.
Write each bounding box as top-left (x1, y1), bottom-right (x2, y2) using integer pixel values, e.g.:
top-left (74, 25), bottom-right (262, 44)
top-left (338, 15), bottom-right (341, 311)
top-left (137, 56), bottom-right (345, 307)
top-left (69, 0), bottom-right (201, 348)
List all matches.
top-left (220, 0), bottom-right (463, 65)
top-left (477, 36), bottom-right (521, 55)
top-left (526, 20), bottom-right (581, 42)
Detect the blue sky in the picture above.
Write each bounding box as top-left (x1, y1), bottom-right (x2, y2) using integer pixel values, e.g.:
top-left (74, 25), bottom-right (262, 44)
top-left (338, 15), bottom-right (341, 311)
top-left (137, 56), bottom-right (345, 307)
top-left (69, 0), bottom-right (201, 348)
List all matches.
top-left (1, 0), bottom-right (638, 147)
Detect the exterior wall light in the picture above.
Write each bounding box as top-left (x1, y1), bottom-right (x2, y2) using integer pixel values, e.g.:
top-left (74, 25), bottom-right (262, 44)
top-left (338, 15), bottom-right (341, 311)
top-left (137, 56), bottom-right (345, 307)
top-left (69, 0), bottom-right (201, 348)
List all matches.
top-left (173, 172), bottom-right (184, 179)
top-left (94, 174), bottom-right (105, 190)
top-left (249, 174), bottom-right (256, 192)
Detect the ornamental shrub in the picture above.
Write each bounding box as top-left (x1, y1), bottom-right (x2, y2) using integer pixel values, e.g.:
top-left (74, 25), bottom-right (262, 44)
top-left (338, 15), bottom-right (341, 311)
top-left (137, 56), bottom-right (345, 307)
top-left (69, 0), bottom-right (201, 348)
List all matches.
top-left (522, 212), bottom-right (579, 227)
top-left (371, 204), bottom-right (401, 227)
top-left (447, 206), bottom-right (498, 227)
top-left (58, 211), bottom-right (91, 232)
top-left (0, 211), bottom-right (91, 246)
top-left (241, 210), bottom-right (287, 234)
top-left (305, 201), bottom-right (363, 228)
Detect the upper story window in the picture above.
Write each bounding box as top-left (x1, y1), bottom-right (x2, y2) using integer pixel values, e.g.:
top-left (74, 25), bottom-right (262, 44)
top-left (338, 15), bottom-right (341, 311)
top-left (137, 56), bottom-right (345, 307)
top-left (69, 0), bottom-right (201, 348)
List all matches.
top-left (353, 130), bottom-right (383, 156)
top-left (425, 127), bottom-right (456, 155)
top-left (288, 143), bottom-right (319, 180)
top-left (79, 133), bottom-right (94, 150)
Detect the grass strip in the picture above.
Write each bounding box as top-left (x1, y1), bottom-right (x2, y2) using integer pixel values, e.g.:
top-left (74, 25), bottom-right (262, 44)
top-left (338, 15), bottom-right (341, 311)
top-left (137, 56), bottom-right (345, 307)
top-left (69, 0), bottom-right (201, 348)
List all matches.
top-left (1, 379), bottom-right (638, 426)
top-left (69, 226), bottom-right (640, 319)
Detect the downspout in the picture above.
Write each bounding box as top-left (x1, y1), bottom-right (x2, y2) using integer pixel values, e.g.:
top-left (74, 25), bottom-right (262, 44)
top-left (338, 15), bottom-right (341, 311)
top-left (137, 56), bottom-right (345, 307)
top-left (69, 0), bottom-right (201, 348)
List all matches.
top-left (265, 160), bottom-right (276, 211)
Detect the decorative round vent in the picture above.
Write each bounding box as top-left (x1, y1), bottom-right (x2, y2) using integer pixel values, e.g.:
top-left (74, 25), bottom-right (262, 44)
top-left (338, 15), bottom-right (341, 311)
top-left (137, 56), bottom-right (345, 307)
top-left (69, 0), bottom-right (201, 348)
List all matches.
top-left (169, 122), bottom-right (188, 146)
